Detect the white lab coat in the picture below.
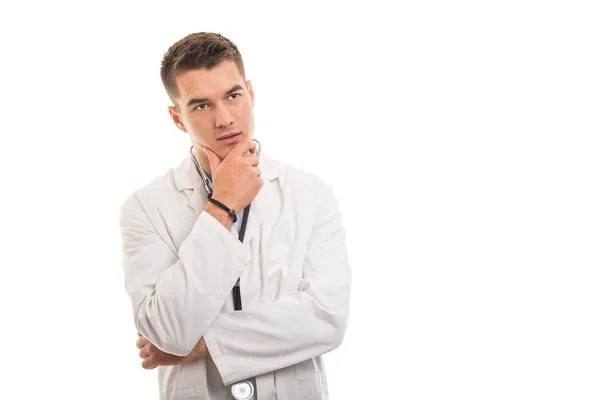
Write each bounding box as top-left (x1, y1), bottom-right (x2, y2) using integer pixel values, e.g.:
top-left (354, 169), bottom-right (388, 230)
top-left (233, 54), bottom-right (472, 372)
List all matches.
top-left (119, 151), bottom-right (351, 399)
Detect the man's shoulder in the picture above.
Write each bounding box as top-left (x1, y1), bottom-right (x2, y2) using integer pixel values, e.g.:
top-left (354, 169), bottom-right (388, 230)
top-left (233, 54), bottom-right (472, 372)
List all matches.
top-left (266, 153), bottom-right (328, 191)
top-left (268, 154), bottom-right (341, 221)
top-left (120, 151), bottom-right (333, 210)
top-left (120, 156), bottom-right (190, 210)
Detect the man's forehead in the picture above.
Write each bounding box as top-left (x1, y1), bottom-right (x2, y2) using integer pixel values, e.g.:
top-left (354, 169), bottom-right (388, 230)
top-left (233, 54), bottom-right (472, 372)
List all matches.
top-left (176, 62), bottom-right (244, 98)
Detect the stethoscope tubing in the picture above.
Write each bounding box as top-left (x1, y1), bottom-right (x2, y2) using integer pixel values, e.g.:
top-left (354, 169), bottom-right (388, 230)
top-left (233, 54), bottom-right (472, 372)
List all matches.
top-left (189, 139), bottom-right (261, 400)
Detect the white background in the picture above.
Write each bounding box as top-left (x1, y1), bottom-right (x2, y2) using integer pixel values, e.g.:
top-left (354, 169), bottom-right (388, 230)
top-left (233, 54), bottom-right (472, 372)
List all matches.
top-left (1, 1), bottom-right (599, 399)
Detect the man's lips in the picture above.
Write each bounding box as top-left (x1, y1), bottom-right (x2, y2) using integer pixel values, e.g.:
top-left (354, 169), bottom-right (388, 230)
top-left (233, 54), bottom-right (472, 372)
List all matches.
top-left (218, 132), bottom-right (241, 140)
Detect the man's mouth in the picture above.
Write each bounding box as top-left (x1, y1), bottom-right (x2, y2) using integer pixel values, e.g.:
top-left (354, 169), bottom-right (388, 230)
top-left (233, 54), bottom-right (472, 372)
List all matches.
top-left (218, 132), bottom-right (241, 140)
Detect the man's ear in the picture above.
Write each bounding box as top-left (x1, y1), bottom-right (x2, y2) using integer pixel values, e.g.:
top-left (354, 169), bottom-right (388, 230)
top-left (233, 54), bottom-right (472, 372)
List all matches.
top-left (246, 79), bottom-right (255, 107)
top-left (168, 105), bottom-right (187, 132)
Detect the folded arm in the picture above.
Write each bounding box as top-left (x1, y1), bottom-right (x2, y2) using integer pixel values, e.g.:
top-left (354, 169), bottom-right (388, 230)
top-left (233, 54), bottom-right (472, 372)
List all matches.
top-left (119, 194), bottom-right (250, 356)
top-left (203, 183), bottom-right (352, 385)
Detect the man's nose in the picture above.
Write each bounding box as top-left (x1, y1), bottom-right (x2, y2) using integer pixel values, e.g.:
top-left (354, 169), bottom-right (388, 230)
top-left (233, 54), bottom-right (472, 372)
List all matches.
top-left (215, 104), bottom-right (234, 128)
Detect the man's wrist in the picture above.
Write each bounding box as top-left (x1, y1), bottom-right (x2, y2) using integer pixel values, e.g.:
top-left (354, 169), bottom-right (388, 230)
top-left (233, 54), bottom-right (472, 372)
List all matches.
top-left (204, 201), bottom-right (234, 230)
top-left (211, 192), bottom-right (239, 213)
top-left (208, 198), bottom-right (238, 223)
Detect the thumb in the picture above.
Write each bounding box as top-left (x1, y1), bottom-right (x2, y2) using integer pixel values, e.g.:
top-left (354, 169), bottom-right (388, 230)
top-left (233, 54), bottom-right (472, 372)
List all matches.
top-left (203, 147), bottom-right (220, 174)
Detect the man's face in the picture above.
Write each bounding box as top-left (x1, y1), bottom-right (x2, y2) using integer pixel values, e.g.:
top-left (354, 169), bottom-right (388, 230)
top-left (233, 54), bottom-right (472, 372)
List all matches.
top-left (169, 60), bottom-right (255, 160)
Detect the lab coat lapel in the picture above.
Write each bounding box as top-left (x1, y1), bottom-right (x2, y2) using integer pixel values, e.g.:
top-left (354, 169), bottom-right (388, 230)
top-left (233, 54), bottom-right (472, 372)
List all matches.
top-left (241, 174), bottom-right (276, 246)
top-left (173, 156), bottom-right (209, 215)
top-left (237, 152), bottom-right (280, 246)
top-left (187, 184), bottom-right (208, 215)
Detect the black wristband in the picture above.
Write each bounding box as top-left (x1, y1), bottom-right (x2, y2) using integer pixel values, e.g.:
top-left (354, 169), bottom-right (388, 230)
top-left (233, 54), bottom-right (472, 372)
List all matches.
top-left (208, 198), bottom-right (237, 223)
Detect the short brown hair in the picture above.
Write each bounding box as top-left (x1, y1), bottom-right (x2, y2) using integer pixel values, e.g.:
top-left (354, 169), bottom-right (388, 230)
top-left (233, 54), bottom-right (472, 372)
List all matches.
top-left (160, 32), bottom-right (246, 107)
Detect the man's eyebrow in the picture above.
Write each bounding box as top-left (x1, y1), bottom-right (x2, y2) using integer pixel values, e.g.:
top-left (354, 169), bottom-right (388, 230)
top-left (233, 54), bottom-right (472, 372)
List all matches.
top-left (186, 85), bottom-right (245, 107)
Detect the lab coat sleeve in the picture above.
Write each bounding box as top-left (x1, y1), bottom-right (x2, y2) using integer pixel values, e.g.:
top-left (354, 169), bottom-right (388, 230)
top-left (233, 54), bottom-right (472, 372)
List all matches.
top-left (202, 182), bottom-right (351, 386)
top-left (119, 193), bottom-right (251, 356)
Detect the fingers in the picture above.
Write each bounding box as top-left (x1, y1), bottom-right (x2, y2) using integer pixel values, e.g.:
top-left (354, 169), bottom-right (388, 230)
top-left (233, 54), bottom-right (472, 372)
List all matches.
top-left (243, 154), bottom-right (260, 167)
top-left (139, 345), bottom-right (150, 359)
top-left (249, 140), bottom-right (257, 155)
top-left (231, 139), bottom-right (254, 158)
top-left (138, 340), bottom-right (156, 369)
top-left (141, 358), bottom-right (157, 370)
top-left (136, 333), bottom-right (159, 370)
top-left (242, 140), bottom-right (257, 155)
top-left (136, 336), bottom-right (147, 349)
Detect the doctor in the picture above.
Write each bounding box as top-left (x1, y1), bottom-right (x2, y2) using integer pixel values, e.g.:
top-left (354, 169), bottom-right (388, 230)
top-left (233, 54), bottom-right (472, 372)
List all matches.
top-left (119, 32), bottom-right (351, 399)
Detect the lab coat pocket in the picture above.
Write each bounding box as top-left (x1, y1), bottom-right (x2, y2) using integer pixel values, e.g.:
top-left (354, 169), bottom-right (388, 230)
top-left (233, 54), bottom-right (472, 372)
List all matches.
top-left (265, 243), bottom-right (294, 300)
top-left (160, 383), bottom-right (205, 399)
top-left (295, 369), bottom-right (325, 399)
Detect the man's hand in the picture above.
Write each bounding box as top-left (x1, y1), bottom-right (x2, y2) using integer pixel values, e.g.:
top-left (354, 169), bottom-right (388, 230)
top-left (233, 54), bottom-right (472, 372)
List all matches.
top-left (136, 333), bottom-right (210, 370)
top-left (204, 139), bottom-right (263, 212)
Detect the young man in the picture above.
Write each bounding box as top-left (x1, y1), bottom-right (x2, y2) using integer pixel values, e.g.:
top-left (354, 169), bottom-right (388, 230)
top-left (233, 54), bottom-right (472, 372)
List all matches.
top-left (119, 32), bottom-right (351, 399)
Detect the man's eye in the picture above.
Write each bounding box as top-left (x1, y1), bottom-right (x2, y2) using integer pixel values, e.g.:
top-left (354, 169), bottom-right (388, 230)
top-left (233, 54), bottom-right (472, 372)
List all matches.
top-left (195, 104), bottom-right (208, 111)
top-left (229, 93), bottom-right (241, 100)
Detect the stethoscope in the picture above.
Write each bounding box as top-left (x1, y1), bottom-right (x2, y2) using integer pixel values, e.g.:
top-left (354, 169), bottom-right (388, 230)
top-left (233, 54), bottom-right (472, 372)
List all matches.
top-left (189, 139), bottom-right (261, 400)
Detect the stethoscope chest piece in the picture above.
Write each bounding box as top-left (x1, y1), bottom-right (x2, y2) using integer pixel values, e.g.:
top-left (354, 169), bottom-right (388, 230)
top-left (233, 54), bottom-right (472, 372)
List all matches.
top-left (231, 380), bottom-right (255, 400)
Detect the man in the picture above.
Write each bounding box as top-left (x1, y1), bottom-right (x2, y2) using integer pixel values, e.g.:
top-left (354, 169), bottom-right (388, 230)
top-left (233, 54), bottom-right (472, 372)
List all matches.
top-left (119, 32), bottom-right (351, 399)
